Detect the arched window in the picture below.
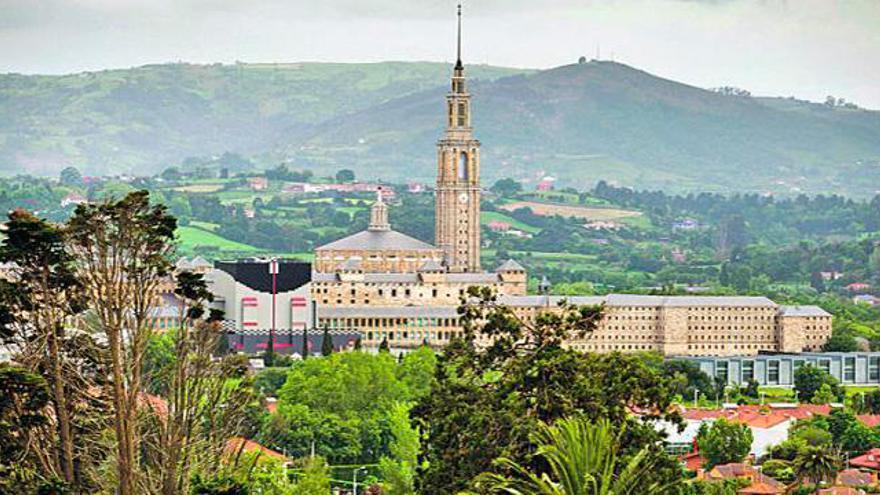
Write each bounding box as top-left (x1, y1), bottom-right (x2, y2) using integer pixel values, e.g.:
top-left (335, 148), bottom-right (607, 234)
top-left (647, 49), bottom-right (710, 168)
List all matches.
top-left (458, 152), bottom-right (468, 180)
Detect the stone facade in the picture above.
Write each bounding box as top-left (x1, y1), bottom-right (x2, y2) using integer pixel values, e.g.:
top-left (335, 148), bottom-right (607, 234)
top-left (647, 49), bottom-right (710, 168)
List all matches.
top-left (435, 9), bottom-right (481, 273)
top-left (304, 7), bottom-right (833, 359)
top-left (322, 294), bottom-right (831, 356)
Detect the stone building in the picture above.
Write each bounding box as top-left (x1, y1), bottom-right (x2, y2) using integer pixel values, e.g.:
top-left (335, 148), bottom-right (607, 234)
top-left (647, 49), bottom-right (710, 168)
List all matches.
top-left (499, 294), bottom-right (831, 357)
top-left (303, 70), bottom-right (835, 356)
top-left (310, 6), bottom-right (527, 330)
top-left (301, 6), bottom-right (835, 358)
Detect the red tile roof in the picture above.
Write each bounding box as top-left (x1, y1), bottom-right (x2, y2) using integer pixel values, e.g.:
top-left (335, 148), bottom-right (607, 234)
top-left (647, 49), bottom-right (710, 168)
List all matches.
top-left (681, 451), bottom-right (703, 471)
top-left (680, 404), bottom-right (832, 428)
top-left (849, 449), bottom-right (880, 471)
top-left (737, 481), bottom-right (784, 494)
top-left (816, 487), bottom-right (867, 495)
top-left (857, 415), bottom-right (880, 428)
top-left (836, 469), bottom-right (875, 487)
top-left (225, 437), bottom-right (289, 463)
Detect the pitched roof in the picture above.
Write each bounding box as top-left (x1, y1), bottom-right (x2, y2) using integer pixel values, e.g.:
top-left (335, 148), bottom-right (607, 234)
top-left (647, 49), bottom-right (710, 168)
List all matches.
top-left (779, 305), bottom-right (831, 317)
top-left (850, 448), bottom-right (880, 470)
top-left (316, 229), bottom-right (436, 251)
top-left (225, 437), bottom-right (289, 463)
top-left (496, 259), bottom-right (525, 272)
top-left (816, 488), bottom-right (867, 495)
top-left (857, 415), bottom-right (880, 428)
top-left (836, 468), bottom-right (875, 487)
top-left (605, 294), bottom-right (776, 308)
top-left (737, 480), bottom-right (784, 494)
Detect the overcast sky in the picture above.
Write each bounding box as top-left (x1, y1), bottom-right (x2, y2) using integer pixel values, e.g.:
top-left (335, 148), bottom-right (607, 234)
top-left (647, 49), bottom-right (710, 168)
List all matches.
top-left (1, 0), bottom-right (878, 108)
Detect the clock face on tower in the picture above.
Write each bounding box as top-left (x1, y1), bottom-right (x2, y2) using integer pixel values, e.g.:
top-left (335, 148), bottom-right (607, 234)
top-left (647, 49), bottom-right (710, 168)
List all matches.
top-left (458, 192), bottom-right (469, 203)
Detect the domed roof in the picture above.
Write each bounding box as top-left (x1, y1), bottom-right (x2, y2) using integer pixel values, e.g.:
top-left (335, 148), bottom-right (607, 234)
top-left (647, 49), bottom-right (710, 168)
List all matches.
top-left (316, 229), bottom-right (437, 252)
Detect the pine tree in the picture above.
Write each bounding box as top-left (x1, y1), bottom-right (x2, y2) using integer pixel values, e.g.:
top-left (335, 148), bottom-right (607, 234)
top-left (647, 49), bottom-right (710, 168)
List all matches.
top-left (379, 337), bottom-right (390, 353)
top-left (353, 337), bottom-right (362, 351)
top-left (302, 327), bottom-right (309, 360)
top-left (321, 326), bottom-right (334, 356)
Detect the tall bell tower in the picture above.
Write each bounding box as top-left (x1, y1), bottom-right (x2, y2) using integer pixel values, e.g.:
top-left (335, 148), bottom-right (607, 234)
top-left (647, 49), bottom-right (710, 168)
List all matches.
top-left (435, 4), bottom-right (481, 273)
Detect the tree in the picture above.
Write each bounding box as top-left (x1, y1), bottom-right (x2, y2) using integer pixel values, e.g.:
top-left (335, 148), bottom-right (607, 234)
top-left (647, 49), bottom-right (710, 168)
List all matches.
top-left (379, 402), bottom-right (420, 495)
top-left (67, 191), bottom-right (177, 495)
top-left (156, 270), bottom-right (242, 495)
top-left (0, 209), bottom-right (86, 486)
top-left (59, 166), bottom-right (82, 187)
top-left (354, 337), bottom-right (363, 351)
top-left (741, 378), bottom-right (760, 399)
top-left (857, 389), bottom-right (880, 414)
top-left (490, 178), bottom-right (522, 197)
top-left (471, 417), bottom-right (680, 495)
top-left (161, 167), bottom-right (183, 181)
top-left (269, 351), bottom-right (424, 464)
top-left (811, 383), bottom-right (836, 405)
top-left (823, 332), bottom-right (859, 352)
top-left (794, 365), bottom-right (842, 403)
top-left (291, 457), bottom-right (331, 495)
top-left (696, 418), bottom-right (753, 469)
top-left (335, 169), bottom-right (356, 183)
top-left (321, 326), bottom-right (334, 356)
top-left (760, 459), bottom-right (795, 484)
top-left (379, 337), bottom-right (390, 353)
top-left (0, 364), bottom-right (51, 491)
top-left (792, 445), bottom-right (840, 485)
top-left (662, 360), bottom-right (714, 400)
top-left (302, 326), bottom-right (310, 360)
top-left (414, 287), bottom-right (682, 494)
top-left (838, 421), bottom-right (880, 454)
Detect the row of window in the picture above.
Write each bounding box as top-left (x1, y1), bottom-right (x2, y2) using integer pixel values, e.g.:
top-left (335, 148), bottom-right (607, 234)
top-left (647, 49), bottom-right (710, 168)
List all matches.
top-left (714, 356), bottom-right (880, 384)
top-left (322, 317), bottom-right (460, 329)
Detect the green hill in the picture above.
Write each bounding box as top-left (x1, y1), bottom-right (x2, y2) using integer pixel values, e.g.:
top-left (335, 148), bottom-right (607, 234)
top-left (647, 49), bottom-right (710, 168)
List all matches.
top-left (300, 61), bottom-right (880, 195)
top-left (0, 62), bottom-right (525, 176)
top-left (3, 60), bottom-right (879, 196)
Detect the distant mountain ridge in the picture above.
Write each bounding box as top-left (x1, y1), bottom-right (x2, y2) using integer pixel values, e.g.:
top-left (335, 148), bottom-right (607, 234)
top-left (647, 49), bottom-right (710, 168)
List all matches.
top-left (2, 60), bottom-right (879, 195)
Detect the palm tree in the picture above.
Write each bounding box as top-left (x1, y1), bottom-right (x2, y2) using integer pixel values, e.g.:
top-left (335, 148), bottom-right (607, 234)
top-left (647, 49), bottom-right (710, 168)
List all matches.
top-left (470, 417), bottom-right (679, 495)
top-left (792, 445), bottom-right (840, 485)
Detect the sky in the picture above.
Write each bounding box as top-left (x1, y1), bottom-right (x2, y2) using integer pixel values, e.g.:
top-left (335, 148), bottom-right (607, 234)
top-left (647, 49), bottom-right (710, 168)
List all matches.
top-left (1, 0), bottom-right (878, 108)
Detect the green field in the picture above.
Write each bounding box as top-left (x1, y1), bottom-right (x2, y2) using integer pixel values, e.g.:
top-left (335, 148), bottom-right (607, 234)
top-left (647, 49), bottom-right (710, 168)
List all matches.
top-left (176, 226), bottom-right (262, 252)
top-left (189, 220), bottom-right (219, 232)
top-left (481, 211), bottom-right (541, 233)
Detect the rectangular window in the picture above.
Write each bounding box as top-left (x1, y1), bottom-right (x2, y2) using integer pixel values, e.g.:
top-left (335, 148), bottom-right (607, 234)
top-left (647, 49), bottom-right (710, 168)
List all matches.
top-left (715, 361), bottom-right (728, 383)
top-left (819, 359), bottom-right (831, 374)
top-left (844, 357), bottom-right (856, 382)
top-left (870, 357), bottom-right (880, 382)
top-left (742, 360), bottom-right (754, 382)
top-left (768, 361), bottom-right (780, 385)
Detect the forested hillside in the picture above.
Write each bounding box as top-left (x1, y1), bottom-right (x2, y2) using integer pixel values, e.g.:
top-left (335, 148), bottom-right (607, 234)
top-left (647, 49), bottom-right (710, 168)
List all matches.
top-left (2, 60), bottom-right (879, 196)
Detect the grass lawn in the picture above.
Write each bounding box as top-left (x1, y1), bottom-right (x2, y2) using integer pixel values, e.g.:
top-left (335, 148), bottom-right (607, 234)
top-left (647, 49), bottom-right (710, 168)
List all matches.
top-left (481, 211), bottom-right (541, 233)
top-left (173, 183), bottom-right (225, 193)
top-left (176, 226), bottom-right (262, 252)
top-left (189, 220), bottom-right (219, 232)
top-left (499, 200), bottom-right (641, 221)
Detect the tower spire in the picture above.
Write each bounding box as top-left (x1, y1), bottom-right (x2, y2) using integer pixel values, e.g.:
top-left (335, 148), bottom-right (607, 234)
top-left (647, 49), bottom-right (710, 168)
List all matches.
top-left (455, 3), bottom-right (463, 70)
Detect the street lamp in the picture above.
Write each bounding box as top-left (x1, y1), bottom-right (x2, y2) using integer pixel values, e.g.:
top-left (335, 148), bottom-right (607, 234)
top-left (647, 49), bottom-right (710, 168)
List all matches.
top-left (353, 466), bottom-right (368, 495)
